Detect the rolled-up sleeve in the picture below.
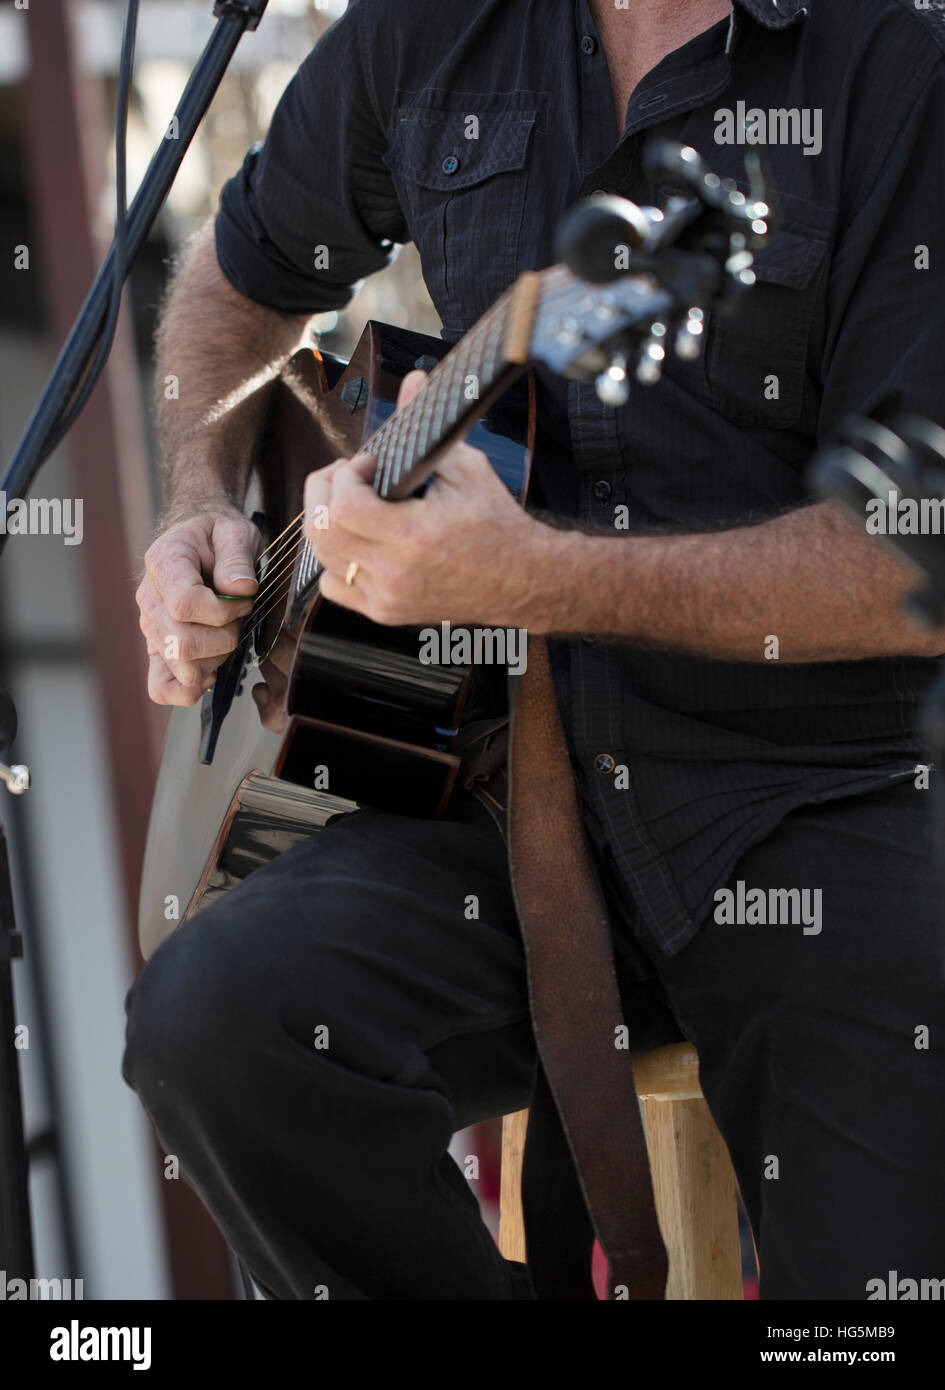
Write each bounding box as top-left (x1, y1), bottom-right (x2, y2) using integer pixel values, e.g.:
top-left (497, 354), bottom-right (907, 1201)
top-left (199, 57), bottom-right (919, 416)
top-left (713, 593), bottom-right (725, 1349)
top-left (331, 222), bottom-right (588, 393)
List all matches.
top-left (214, 3), bottom-right (406, 314)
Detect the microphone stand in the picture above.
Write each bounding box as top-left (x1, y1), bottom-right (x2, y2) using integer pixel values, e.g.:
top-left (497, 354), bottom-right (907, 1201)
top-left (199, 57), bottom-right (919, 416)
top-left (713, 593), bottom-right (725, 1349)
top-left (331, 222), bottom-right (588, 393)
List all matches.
top-left (0, 0), bottom-right (269, 512)
top-left (0, 0), bottom-right (270, 1283)
top-left (0, 684), bottom-right (32, 1280)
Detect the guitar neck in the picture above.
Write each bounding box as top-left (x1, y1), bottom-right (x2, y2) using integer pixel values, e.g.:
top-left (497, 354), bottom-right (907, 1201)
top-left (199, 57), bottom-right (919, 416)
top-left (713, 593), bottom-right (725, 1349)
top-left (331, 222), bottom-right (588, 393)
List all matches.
top-left (288, 273), bottom-right (541, 617)
top-left (367, 273), bottom-right (541, 500)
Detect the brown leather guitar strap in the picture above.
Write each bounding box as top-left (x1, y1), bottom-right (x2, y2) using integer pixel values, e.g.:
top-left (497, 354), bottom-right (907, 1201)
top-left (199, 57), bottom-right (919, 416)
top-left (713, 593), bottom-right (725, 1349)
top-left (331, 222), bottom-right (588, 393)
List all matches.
top-left (504, 635), bottom-right (668, 1300)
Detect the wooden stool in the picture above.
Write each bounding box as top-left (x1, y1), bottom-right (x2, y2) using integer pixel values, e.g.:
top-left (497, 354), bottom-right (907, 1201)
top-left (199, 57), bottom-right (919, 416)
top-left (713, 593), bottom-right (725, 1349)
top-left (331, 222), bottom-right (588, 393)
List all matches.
top-left (498, 1042), bottom-right (745, 1299)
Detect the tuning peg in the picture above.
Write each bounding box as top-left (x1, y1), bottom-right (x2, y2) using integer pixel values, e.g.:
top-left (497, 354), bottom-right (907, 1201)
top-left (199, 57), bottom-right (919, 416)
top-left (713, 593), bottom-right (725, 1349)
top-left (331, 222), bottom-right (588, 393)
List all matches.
top-left (636, 330), bottom-right (667, 385)
top-left (725, 242), bottom-right (757, 289)
top-left (675, 308), bottom-right (705, 361)
top-left (0, 762), bottom-right (30, 794)
top-left (595, 353), bottom-right (631, 406)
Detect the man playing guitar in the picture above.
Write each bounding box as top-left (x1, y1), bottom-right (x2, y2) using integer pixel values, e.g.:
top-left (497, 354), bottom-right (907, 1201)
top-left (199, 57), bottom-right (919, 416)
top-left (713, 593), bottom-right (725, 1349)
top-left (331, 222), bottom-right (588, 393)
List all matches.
top-left (125, 0), bottom-right (945, 1299)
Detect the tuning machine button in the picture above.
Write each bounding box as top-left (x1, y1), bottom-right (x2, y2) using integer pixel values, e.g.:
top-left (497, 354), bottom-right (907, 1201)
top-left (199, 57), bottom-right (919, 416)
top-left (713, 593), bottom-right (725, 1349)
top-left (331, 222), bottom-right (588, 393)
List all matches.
top-left (593, 292), bottom-right (619, 321)
top-left (550, 316), bottom-right (582, 347)
top-left (675, 307), bottom-right (705, 361)
top-left (0, 763), bottom-right (30, 794)
top-left (595, 353), bottom-right (630, 406)
top-left (636, 322), bottom-right (667, 384)
top-left (727, 255), bottom-right (757, 289)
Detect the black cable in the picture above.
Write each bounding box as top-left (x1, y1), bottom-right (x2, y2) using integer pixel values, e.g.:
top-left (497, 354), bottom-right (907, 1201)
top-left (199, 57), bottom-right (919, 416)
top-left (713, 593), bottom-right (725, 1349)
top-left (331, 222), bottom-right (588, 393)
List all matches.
top-left (40, 0), bottom-right (140, 462)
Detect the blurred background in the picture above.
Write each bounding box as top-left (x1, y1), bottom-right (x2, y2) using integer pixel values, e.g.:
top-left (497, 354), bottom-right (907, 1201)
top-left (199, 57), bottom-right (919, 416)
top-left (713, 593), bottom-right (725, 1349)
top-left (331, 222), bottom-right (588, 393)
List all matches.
top-left (0, 0), bottom-right (467, 1300)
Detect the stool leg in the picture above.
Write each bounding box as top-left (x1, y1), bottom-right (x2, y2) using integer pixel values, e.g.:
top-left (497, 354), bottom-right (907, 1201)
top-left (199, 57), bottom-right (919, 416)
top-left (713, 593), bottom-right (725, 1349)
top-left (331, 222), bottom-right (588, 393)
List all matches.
top-left (642, 1093), bottom-right (743, 1300)
top-left (498, 1109), bottom-right (529, 1263)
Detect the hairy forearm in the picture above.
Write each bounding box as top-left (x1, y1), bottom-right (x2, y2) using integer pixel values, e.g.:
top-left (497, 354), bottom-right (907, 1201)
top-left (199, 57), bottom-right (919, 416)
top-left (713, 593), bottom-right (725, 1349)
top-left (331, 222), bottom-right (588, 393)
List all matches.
top-left (154, 221), bottom-right (311, 524)
top-left (527, 501), bottom-right (945, 661)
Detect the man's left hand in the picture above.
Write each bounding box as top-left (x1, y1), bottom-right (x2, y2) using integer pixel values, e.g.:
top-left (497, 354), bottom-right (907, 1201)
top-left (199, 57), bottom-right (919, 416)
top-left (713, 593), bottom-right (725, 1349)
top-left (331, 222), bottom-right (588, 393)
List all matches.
top-left (303, 370), bottom-right (553, 629)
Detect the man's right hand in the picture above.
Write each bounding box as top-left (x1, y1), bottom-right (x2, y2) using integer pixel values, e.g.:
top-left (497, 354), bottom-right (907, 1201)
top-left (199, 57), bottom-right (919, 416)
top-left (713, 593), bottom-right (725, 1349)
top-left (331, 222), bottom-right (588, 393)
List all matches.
top-left (137, 506), bottom-right (259, 706)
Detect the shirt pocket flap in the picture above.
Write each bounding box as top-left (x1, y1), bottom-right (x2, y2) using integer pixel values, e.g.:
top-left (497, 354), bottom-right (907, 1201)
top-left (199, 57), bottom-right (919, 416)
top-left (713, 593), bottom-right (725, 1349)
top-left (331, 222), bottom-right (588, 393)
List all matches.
top-left (385, 106), bottom-right (537, 191)
top-left (657, 183), bottom-right (828, 289)
top-left (750, 227), bottom-right (827, 289)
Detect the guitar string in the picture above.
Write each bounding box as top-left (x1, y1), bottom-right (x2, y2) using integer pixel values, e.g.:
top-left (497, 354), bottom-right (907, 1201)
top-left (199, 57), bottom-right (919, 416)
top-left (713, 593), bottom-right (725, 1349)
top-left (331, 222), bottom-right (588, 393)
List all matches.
top-left (220, 528), bottom-right (304, 631)
top-left (244, 519), bottom-right (305, 604)
top-left (382, 308), bottom-right (497, 496)
top-left (245, 267), bottom-right (577, 570)
top-left (231, 267), bottom-right (627, 646)
top-left (246, 516), bottom-right (305, 591)
top-left (241, 302), bottom-right (508, 626)
top-left (236, 579), bottom-right (295, 659)
top-left (249, 267), bottom-right (641, 608)
top-left (234, 332), bottom-right (488, 639)
top-left (250, 510), bottom-right (306, 567)
top-left (239, 542), bottom-right (302, 618)
top-left (227, 332), bottom-right (498, 657)
top-left (218, 266), bottom-right (656, 671)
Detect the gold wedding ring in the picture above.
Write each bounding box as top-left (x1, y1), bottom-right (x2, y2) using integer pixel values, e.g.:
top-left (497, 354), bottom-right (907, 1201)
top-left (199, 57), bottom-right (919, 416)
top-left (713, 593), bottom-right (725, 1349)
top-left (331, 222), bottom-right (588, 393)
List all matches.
top-left (344, 561), bottom-right (360, 587)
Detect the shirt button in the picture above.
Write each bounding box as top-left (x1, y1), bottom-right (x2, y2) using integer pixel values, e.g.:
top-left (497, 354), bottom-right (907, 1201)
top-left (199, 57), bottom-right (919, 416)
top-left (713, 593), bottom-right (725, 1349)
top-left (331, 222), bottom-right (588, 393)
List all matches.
top-left (441, 155), bottom-right (460, 175)
top-left (593, 479), bottom-right (613, 502)
top-left (595, 754), bottom-right (615, 774)
top-left (581, 34), bottom-right (598, 56)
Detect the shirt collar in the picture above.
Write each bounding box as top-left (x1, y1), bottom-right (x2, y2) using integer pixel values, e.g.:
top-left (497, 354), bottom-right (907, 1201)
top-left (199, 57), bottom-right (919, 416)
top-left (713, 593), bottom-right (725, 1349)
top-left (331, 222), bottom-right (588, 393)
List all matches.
top-left (736, 0), bottom-right (811, 29)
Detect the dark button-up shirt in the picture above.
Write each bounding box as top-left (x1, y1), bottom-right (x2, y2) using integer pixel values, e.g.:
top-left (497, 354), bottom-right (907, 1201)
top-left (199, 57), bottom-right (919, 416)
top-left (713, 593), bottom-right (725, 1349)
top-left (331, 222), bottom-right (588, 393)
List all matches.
top-left (215, 0), bottom-right (945, 974)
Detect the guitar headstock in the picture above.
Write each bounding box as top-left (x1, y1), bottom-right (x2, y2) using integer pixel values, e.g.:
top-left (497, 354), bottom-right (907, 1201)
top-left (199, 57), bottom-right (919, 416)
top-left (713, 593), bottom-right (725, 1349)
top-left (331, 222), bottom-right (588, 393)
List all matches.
top-left (514, 142), bottom-right (774, 406)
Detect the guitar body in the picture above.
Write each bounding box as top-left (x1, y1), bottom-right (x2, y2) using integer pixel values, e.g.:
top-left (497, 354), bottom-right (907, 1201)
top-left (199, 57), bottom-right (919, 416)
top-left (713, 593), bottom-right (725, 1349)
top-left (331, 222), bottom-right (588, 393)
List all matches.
top-left (139, 321), bottom-right (534, 958)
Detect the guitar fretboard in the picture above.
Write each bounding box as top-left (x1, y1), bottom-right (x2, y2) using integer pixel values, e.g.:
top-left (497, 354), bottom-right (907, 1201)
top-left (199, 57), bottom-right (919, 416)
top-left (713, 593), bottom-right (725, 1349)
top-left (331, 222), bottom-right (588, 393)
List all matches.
top-left (370, 290), bottom-right (515, 500)
top-left (290, 285), bottom-right (520, 615)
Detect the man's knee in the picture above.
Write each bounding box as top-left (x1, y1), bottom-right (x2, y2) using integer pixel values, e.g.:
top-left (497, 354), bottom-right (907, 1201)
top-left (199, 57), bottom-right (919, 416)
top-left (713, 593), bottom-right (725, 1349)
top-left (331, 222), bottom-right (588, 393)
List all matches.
top-left (122, 908), bottom-right (267, 1109)
top-left (122, 874), bottom-right (390, 1113)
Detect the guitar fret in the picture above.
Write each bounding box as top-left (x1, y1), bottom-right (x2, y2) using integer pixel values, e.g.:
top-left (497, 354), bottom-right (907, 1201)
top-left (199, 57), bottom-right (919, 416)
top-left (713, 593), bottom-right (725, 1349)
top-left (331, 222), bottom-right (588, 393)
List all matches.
top-left (466, 311), bottom-right (504, 398)
top-left (443, 325), bottom-right (487, 431)
top-left (437, 355), bottom-right (471, 443)
top-left (381, 290), bottom-right (518, 497)
top-left (401, 399), bottom-right (425, 476)
top-left (287, 280), bottom-right (544, 612)
top-left (413, 386), bottom-right (438, 463)
top-left (480, 328), bottom-right (503, 392)
top-left (428, 345), bottom-right (469, 456)
top-left (451, 328), bottom-right (484, 410)
top-left (372, 435), bottom-right (392, 494)
top-left (380, 413), bottom-right (410, 496)
top-left (391, 394), bottom-right (424, 479)
top-left (449, 324), bottom-right (483, 393)
top-left (445, 363), bottom-right (463, 424)
top-left (480, 302), bottom-right (508, 385)
top-left (428, 361), bottom-right (457, 450)
top-left (368, 422), bottom-right (389, 488)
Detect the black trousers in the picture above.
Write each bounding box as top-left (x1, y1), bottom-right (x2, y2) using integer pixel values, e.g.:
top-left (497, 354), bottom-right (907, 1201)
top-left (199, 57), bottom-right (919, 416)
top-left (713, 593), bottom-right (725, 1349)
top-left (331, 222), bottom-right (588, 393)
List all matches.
top-left (122, 779), bottom-right (945, 1299)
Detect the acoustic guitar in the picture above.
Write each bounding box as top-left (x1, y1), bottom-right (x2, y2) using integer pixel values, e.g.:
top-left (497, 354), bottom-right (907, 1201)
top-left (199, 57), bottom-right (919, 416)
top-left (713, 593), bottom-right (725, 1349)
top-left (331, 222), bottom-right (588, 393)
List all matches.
top-left (138, 143), bottom-right (770, 958)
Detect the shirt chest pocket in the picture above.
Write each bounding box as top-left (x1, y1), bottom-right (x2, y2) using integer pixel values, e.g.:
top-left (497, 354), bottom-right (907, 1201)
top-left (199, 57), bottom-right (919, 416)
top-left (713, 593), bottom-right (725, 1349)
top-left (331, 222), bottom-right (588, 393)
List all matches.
top-left (383, 102), bottom-right (538, 332)
top-left (702, 224), bottom-right (829, 430)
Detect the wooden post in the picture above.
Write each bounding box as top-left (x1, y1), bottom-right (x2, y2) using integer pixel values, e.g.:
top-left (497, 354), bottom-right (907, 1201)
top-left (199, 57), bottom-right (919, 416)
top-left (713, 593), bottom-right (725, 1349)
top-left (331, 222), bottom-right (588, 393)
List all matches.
top-left (498, 1108), bottom-right (529, 1263)
top-left (497, 1044), bottom-right (744, 1299)
top-left (636, 1045), bottom-right (743, 1300)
